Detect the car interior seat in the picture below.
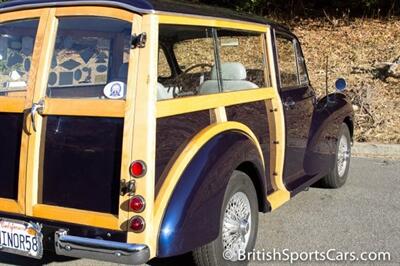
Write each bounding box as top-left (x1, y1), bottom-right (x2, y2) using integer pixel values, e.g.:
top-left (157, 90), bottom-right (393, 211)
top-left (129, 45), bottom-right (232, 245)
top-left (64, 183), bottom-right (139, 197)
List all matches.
top-left (199, 62), bottom-right (258, 95)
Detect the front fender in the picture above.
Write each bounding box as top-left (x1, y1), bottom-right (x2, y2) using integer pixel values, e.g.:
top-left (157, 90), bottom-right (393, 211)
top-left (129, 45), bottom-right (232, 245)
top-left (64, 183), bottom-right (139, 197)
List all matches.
top-left (305, 93), bottom-right (354, 176)
top-left (157, 130), bottom-right (265, 257)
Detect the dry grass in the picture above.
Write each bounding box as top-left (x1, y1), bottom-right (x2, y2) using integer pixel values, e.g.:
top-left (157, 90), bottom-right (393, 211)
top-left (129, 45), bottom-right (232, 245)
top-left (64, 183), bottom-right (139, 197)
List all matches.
top-left (291, 18), bottom-right (400, 144)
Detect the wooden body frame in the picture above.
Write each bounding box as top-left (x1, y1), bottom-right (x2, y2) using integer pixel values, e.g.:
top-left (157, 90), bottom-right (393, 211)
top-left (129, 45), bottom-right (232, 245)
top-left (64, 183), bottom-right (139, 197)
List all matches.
top-left (0, 7), bottom-right (290, 259)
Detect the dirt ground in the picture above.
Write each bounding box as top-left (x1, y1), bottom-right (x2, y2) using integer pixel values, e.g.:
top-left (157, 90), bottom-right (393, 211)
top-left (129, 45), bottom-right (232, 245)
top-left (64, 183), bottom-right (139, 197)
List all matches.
top-left (291, 19), bottom-right (400, 144)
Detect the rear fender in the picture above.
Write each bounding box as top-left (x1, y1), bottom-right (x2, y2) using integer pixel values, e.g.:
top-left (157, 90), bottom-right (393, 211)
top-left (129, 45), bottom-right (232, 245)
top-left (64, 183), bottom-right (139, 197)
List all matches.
top-left (156, 122), bottom-right (266, 257)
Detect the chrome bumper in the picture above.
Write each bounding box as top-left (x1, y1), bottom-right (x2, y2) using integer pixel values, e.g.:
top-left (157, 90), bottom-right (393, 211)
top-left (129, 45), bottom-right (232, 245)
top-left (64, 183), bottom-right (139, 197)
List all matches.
top-left (55, 230), bottom-right (150, 265)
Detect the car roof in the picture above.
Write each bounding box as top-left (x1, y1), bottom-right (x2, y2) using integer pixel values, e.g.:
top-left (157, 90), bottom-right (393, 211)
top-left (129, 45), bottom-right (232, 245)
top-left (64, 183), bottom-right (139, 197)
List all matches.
top-left (1, 0), bottom-right (290, 32)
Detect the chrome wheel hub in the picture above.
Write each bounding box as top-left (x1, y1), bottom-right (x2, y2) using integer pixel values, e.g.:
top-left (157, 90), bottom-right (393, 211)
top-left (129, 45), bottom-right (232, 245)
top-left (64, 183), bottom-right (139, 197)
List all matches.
top-left (337, 134), bottom-right (350, 177)
top-left (222, 191), bottom-right (251, 260)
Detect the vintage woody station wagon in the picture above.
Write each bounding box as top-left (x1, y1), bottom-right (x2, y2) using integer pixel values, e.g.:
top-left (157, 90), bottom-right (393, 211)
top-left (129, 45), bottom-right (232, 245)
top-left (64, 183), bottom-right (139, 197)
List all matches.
top-left (0, 0), bottom-right (354, 265)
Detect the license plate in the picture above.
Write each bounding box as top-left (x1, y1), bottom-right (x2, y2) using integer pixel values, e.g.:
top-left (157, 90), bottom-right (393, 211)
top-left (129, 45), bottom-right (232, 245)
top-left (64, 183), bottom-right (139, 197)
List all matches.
top-left (0, 218), bottom-right (43, 259)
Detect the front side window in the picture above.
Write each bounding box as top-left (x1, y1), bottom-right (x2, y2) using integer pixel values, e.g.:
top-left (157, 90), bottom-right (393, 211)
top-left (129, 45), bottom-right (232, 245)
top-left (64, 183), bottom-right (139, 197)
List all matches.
top-left (47, 17), bottom-right (132, 99)
top-left (296, 42), bottom-right (309, 85)
top-left (276, 36), bottom-right (299, 88)
top-left (0, 19), bottom-right (39, 97)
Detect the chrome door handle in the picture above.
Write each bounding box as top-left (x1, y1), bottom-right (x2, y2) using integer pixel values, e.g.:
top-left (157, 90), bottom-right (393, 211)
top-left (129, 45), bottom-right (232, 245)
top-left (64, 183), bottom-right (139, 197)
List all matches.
top-left (283, 99), bottom-right (296, 109)
top-left (30, 100), bottom-right (44, 132)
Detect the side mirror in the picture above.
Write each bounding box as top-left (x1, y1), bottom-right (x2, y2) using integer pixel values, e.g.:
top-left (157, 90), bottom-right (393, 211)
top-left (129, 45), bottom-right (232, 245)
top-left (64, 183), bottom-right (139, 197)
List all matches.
top-left (335, 78), bottom-right (347, 92)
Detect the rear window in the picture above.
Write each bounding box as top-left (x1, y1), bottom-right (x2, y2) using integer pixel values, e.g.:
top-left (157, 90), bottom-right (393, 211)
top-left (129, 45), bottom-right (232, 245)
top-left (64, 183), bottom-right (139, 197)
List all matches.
top-left (46, 17), bottom-right (132, 99)
top-left (0, 19), bottom-right (39, 97)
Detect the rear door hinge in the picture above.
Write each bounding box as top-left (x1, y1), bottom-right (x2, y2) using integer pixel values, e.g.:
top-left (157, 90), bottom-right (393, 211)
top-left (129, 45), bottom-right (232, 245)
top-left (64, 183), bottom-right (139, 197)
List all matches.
top-left (131, 33), bottom-right (147, 49)
top-left (120, 179), bottom-right (136, 196)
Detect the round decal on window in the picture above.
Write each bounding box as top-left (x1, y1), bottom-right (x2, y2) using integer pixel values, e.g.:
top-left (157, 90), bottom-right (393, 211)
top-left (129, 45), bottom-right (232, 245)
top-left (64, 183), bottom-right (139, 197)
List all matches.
top-left (103, 81), bottom-right (126, 100)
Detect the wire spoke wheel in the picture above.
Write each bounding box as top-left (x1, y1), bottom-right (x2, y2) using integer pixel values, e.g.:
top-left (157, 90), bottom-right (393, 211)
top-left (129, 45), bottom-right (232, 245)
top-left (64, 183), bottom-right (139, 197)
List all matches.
top-left (337, 134), bottom-right (350, 177)
top-left (222, 192), bottom-right (251, 260)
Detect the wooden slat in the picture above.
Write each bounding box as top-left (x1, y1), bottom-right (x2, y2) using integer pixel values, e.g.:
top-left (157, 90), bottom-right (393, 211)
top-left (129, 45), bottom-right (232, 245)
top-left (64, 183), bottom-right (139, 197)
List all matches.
top-left (265, 27), bottom-right (288, 193)
top-left (43, 98), bottom-right (125, 118)
top-left (117, 14), bottom-right (143, 231)
top-left (126, 14), bottom-right (159, 257)
top-left (157, 87), bottom-right (275, 118)
top-left (159, 14), bottom-right (267, 33)
top-left (25, 9), bottom-right (58, 216)
top-left (0, 8), bottom-right (44, 22)
top-left (33, 205), bottom-right (119, 230)
top-left (55, 6), bottom-right (134, 22)
top-left (0, 199), bottom-right (23, 214)
top-left (0, 97), bottom-right (25, 113)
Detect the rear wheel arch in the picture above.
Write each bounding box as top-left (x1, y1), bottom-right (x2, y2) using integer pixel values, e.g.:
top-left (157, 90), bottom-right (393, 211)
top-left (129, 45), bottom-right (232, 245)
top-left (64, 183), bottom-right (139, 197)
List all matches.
top-left (156, 124), bottom-right (266, 258)
top-left (236, 162), bottom-right (269, 213)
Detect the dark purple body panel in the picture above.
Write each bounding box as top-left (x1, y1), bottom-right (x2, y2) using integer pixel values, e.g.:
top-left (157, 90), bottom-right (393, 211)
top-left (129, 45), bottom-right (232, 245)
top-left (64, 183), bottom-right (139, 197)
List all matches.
top-left (158, 132), bottom-right (266, 257)
top-left (42, 116), bottom-right (123, 215)
top-left (280, 86), bottom-right (315, 190)
top-left (288, 92), bottom-right (354, 195)
top-left (155, 111), bottom-right (210, 197)
top-left (0, 113), bottom-right (23, 200)
top-left (226, 101), bottom-right (272, 194)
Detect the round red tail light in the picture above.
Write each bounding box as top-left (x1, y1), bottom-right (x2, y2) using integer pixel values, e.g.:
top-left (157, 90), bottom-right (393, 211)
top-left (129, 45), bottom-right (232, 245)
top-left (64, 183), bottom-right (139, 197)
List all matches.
top-left (130, 216), bottom-right (145, 233)
top-left (130, 196), bottom-right (145, 213)
top-left (130, 161), bottom-right (146, 178)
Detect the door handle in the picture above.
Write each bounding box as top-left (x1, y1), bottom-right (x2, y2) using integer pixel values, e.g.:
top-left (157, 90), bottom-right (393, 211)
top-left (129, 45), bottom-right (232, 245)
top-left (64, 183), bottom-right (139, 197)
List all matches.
top-left (283, 99), bottom-right (296, 109)
top-left (30, 100), bottom-right (44, 132)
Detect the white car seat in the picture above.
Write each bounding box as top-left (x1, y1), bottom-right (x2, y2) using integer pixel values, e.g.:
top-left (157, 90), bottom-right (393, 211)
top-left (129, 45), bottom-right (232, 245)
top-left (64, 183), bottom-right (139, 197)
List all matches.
top-left (199, 62), bottom-right (258, 95)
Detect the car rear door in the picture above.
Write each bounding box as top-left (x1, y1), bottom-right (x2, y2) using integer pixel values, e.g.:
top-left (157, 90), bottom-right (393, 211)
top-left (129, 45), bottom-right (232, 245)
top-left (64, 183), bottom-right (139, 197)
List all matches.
top-left (0, 10), bottom-right (46, 214)
top-left (0, 7), bottom-right (141, 231)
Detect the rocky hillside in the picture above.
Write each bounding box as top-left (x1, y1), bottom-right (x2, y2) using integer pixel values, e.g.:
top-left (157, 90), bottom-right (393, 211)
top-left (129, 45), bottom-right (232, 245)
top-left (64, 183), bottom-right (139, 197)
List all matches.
top-left (291, 19), bottom-right (400, 144)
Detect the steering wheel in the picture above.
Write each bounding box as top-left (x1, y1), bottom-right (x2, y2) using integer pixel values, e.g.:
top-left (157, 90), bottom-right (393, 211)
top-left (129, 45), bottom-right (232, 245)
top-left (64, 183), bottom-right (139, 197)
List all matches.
top-left (171, 63), bottom-right (213, 97)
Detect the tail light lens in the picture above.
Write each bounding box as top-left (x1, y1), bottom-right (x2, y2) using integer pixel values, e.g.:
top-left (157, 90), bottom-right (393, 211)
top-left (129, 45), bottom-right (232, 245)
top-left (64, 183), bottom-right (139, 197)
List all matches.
top-left (130, 160), bottom-right (146, 178)
top-left (130, 196), bottom-right (145, 213)
top-left (130, 216), bottom-right (145, 233)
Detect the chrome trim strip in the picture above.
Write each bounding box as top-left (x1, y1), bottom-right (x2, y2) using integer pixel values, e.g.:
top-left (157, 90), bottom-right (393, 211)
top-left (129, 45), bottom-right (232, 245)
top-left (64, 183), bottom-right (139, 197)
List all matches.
top-left (55, 230), bottom-right (150, 265)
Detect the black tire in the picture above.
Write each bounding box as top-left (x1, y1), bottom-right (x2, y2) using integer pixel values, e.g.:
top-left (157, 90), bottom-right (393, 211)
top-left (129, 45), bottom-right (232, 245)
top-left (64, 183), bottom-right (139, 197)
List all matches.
top-left (320, 123), bottom-right (351, 188)
top-left (193, 171), bottom-right (259, 266)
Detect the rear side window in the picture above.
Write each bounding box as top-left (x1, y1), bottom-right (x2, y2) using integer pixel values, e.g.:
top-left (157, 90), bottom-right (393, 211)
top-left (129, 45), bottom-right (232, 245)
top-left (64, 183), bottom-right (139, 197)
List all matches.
top-left (217, 31), bottom-right (269, 91)
top-left (47, 17), bottom-right (132, 99)
top-left (276, 36), bottom-right (299, 88)
top-left (0, 19), bottom-right (39, 97)
top-left (157, 25), bottom-right (269, 100)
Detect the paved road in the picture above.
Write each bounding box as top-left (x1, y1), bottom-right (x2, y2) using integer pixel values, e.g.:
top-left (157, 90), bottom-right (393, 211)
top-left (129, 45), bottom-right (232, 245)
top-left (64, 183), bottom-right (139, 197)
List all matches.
top-left (0, 158), bottom-right (399, 265)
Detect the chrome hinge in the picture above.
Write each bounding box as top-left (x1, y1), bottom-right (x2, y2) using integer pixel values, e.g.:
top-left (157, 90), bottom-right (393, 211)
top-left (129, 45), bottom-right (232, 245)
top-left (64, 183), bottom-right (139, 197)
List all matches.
top-left (131, 33), bottom-right (147, 49)
top-left (30, 99), bottom-right (44, 132)
top-left (120, 179), bottom-right (136, 196)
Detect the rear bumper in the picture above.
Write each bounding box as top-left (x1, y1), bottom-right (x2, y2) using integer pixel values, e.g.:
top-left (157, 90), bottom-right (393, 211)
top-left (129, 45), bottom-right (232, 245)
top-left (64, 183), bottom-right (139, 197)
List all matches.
top-left (55, 230), bottom-right (150, 265)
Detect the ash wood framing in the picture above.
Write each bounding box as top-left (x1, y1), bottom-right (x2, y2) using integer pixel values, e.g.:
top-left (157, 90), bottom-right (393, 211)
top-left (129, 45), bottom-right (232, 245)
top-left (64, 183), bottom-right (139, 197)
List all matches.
top-left (25, 8), bottom-right (58, 216)
top-left (0, 97), bottom-right (25, 113)
top-left (126, 14), bottom-right (159, 256)
top-left (33, 205), bottom-right (119, 229)
top-left (42, 98), bottom-right (125, 117)
top-left (158, 14), bottom-right (267, 33)
top-left (156, 88), bottom-right (276, 118)
top-left (264, 28), bottom-right (290, 208)
top-left (117, 14), bottom-right (143, 230)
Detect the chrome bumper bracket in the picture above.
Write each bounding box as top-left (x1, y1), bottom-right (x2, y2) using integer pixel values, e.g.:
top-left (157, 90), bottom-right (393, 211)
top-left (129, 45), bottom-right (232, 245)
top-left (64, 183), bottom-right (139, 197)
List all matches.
top-left (55, 230), bottom-right (149, 265)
